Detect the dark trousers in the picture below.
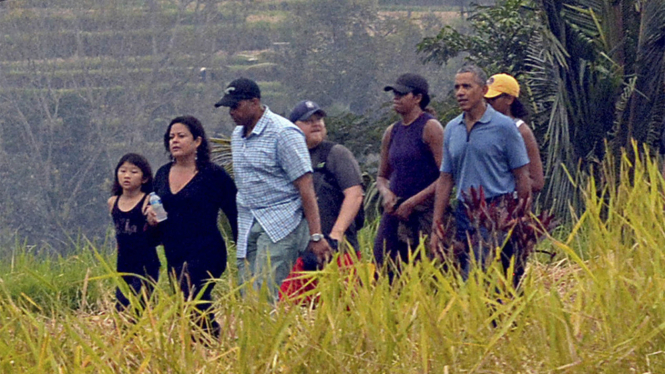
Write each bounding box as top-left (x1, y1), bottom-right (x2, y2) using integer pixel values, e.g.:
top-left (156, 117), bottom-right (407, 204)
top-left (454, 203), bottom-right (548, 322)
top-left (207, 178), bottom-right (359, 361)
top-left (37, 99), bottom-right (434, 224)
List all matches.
top-left (454, 201), bottom-right (525, 288)
top-left (168, 258), bottom-right (224, 337)
top-left (116, 263), bottom-right (160, 312)
top-left (373, 213), bottom-right (409, 267)
top-left (373, 211), bottom-right (430, 280)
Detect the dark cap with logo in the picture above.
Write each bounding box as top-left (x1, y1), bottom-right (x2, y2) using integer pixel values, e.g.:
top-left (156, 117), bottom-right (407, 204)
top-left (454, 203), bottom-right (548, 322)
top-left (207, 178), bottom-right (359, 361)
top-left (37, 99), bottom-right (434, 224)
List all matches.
top-left (214, 78), bottom-right (261, 108)
top-left (384, 73), bottom-right (430, 108)
top-left (288, 100), bottom-right (327, 123)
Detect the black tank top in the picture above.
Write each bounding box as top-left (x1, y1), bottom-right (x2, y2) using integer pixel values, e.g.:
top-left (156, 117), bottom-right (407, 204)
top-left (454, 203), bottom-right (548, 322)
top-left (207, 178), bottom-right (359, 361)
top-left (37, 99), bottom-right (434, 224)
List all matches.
top-left (111, 194), bottom-right (158, 263)
top-left (388, 112), bottom-right (440, 198)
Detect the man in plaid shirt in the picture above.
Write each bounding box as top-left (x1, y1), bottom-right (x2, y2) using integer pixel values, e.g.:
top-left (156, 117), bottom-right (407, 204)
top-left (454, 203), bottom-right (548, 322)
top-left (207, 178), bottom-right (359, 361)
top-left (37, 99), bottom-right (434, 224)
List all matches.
top-left (215, 78), bottom-right (332, 300)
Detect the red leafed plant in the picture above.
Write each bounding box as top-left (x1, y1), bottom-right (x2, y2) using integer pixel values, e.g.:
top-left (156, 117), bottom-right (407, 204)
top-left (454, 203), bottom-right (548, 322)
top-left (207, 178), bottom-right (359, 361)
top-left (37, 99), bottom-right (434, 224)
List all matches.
top-left (433, 186), bottom-right (558, 269)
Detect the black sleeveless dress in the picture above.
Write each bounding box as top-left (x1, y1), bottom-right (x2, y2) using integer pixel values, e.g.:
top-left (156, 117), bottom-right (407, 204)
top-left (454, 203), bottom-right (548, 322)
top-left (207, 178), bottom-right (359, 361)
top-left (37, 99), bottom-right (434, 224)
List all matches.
top-left (111, 193), bottom-right (160, 309)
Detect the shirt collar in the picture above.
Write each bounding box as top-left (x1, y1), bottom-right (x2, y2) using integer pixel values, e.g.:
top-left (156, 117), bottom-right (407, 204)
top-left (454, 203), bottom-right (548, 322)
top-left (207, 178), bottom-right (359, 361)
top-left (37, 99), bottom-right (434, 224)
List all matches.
top-left (248, 105), bottom-right (270, 137)
top-left (455, 103), bottom-right (496, 126)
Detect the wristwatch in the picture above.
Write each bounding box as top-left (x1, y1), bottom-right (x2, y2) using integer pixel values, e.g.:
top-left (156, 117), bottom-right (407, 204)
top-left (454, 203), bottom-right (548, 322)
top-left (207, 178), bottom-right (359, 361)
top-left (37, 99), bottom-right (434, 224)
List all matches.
top-left (310, 233), bottom-right (324, 242)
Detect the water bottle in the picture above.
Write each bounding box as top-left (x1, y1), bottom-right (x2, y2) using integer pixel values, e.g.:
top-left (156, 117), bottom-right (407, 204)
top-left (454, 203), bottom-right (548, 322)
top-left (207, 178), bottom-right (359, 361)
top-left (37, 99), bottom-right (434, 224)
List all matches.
top-left (149, 192), bottom-right (168, 222)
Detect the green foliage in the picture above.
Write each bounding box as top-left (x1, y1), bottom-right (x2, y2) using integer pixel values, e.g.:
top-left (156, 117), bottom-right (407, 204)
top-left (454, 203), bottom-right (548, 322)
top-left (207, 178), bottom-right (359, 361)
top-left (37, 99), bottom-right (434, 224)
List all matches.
top-left (325, 110), bottom-right (392, 172)
top-left (524, 0), bottom-right (665, 217)
top-left (274, 0), bottom-right (383, 113)
top-left (272, 0), bottom-right (453, 114)
top-left (417, 0), bottom-right (539, 75)
top-left (0, 239), bottom-right (110, 312)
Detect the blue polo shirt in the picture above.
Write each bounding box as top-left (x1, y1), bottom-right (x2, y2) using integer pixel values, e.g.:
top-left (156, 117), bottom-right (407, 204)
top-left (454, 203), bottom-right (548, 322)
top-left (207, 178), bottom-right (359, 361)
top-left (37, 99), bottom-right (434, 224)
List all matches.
top-left (441, 105), bottom-right (529, 200)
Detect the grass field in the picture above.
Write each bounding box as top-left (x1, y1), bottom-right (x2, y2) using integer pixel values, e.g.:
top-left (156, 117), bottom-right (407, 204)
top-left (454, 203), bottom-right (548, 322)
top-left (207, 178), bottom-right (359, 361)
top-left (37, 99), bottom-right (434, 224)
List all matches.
top-left (2, 148), bottom-right (665, 373)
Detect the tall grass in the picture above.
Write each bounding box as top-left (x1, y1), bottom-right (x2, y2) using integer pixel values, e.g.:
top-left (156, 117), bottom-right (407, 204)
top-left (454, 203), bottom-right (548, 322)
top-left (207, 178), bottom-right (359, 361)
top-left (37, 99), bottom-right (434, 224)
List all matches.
top-left (1, 146), bottom-right (665, 372)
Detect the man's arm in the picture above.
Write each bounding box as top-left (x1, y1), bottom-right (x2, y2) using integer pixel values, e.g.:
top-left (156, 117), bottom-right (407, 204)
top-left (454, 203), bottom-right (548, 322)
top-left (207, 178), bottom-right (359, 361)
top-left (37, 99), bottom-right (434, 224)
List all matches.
top-left (512, 164), bottom-right (531, 201)
top-left (429, 172), bottom-right (454, 257)
top-left (293, 173), bottom-right (332, 262)
top-left (431, 172), bottom-right (453, 230)
top-left (329, 185), bottom-right (364, 242)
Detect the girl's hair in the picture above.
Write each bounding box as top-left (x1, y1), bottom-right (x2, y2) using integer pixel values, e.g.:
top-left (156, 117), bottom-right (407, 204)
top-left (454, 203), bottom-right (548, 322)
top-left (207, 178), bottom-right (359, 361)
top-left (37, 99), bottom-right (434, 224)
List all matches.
top-left (511, 97), bottom-right (529, 120)
top-left (111, 153), bottom-right (154, 196)
top-left (163, 115), bottom-right (210, 169)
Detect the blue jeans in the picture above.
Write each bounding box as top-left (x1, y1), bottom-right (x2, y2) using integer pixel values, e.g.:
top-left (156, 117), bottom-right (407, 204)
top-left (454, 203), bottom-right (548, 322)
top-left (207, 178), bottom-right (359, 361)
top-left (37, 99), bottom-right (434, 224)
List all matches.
top-left (454, 198), bottom-right (523, 286)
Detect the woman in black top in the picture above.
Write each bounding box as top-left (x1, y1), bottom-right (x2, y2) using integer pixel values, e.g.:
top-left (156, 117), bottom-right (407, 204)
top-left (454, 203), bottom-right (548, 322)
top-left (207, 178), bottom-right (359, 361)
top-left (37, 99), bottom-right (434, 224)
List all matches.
top-left (147, 115), bottom-right (238, 337)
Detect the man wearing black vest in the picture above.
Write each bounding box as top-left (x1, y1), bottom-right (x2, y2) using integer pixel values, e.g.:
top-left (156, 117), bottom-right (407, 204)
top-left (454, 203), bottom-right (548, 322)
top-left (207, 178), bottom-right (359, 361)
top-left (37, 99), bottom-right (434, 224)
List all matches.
top-left (289, 100), bottom-right (364, 251)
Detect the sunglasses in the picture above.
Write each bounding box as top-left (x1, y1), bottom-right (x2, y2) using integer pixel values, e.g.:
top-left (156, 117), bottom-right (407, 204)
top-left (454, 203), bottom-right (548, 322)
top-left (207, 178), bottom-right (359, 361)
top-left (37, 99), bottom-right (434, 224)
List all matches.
top-left (393, 91), bottom-right (412, 98)
top-left (487, 93), bottom-right (507, 102)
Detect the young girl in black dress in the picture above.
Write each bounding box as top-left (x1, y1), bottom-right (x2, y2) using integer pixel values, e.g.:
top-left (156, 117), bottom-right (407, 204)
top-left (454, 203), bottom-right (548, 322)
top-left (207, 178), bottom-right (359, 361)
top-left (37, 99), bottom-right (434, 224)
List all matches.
top-left (108, 153), bottom-right (161, 311)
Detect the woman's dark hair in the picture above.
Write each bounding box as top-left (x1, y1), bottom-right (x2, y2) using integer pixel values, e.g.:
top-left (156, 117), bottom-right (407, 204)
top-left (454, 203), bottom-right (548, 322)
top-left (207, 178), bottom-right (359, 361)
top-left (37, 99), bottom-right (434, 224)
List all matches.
top-left (424, 106), bottom-right (437, 117)
top-left (511, 97), bottom-right (529, 120)
top-left (164, 115), bottom-right (210, 169)
top-left (413, 89), bottom-right (431, 109)
top-left (111, 153), bottom-right (153, 196)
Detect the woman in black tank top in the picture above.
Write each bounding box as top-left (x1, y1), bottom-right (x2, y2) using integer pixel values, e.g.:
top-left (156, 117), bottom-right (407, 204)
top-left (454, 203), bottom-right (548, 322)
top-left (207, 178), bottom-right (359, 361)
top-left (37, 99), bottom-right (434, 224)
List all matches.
top-left (375, 74), bottom-right (445, 276)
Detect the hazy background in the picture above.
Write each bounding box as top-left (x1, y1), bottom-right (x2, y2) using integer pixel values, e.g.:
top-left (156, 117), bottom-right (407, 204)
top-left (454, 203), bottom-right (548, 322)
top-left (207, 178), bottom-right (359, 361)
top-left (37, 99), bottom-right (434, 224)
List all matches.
top-left (0, 0), bottom-right (494, 251)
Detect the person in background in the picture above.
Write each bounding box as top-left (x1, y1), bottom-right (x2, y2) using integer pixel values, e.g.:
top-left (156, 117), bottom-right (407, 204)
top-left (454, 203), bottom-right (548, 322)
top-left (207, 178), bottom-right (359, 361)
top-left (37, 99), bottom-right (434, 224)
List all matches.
top-left (278, 100), bottom-right (365, 302)
top-left (485, 73), bottom-right (544, 192)
top-left (147, 115), bottom-right (238, 337)
top-left (430, 64), bottom-right (531, 282)
top-left (289, 100), bottom-right (364, 251)
top-left (214, 78), bottom-right (332, 301)
top-left (375, 73), bottom-right (444, 275)
top-left (108, 153), bottom-right (160, 313)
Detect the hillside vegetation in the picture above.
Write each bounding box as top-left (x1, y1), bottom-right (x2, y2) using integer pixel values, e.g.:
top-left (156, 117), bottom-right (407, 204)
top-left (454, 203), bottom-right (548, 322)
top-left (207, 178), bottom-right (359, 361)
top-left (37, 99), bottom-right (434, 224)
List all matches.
top-left (0, 0), bottom-right (460, 249)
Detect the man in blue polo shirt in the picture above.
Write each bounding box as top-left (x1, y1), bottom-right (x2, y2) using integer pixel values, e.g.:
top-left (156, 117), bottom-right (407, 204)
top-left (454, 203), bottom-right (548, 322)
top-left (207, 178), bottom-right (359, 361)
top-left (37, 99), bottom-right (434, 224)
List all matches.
top-left (430, 64), bottom-right (531, 277)
top-left (214, 78), bottom-right (332, 300)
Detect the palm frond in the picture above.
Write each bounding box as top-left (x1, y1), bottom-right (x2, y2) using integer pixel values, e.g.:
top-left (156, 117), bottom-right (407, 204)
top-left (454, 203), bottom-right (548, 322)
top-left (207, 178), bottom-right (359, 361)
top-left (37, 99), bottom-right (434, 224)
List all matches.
top-left (624, 1), bottom-right (665, 147)
top-left (210, 136), bottom-right (233, 176)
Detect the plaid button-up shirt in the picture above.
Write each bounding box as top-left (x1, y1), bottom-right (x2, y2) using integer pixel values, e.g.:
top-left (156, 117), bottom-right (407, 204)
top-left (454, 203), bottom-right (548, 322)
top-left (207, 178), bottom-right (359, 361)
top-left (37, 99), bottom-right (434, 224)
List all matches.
top-left (231, 107), bottom-right (312, 258)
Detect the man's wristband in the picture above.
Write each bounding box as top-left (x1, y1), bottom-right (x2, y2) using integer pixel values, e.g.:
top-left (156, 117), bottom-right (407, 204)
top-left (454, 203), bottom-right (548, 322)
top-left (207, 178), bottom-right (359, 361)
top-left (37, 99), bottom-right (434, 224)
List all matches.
top-left (310, 233), bottom-right (324, 242)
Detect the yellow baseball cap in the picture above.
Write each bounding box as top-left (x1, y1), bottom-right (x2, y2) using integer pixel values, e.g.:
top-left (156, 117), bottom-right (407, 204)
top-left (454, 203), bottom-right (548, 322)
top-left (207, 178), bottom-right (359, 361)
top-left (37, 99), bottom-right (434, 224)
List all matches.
top-left (485, 73), bottom-right (520, 98)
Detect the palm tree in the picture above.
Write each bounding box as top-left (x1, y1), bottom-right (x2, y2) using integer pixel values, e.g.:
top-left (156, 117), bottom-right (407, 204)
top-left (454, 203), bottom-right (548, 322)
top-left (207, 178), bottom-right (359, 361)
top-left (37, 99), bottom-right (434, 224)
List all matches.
top-left (526, 0), bottom-right (665, 215)
top-left (210, 136), bottom-right (233, 175)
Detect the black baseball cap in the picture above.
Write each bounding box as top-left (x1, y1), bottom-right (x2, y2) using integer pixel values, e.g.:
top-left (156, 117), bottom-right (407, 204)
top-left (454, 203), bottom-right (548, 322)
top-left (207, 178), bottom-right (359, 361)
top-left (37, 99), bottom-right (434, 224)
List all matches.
top-left (214, 78), bottom-right (261, 108)
top-left (288, 100), bottom-right (327, 123)
top-left (384, 73), bottom-right (430, 107)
